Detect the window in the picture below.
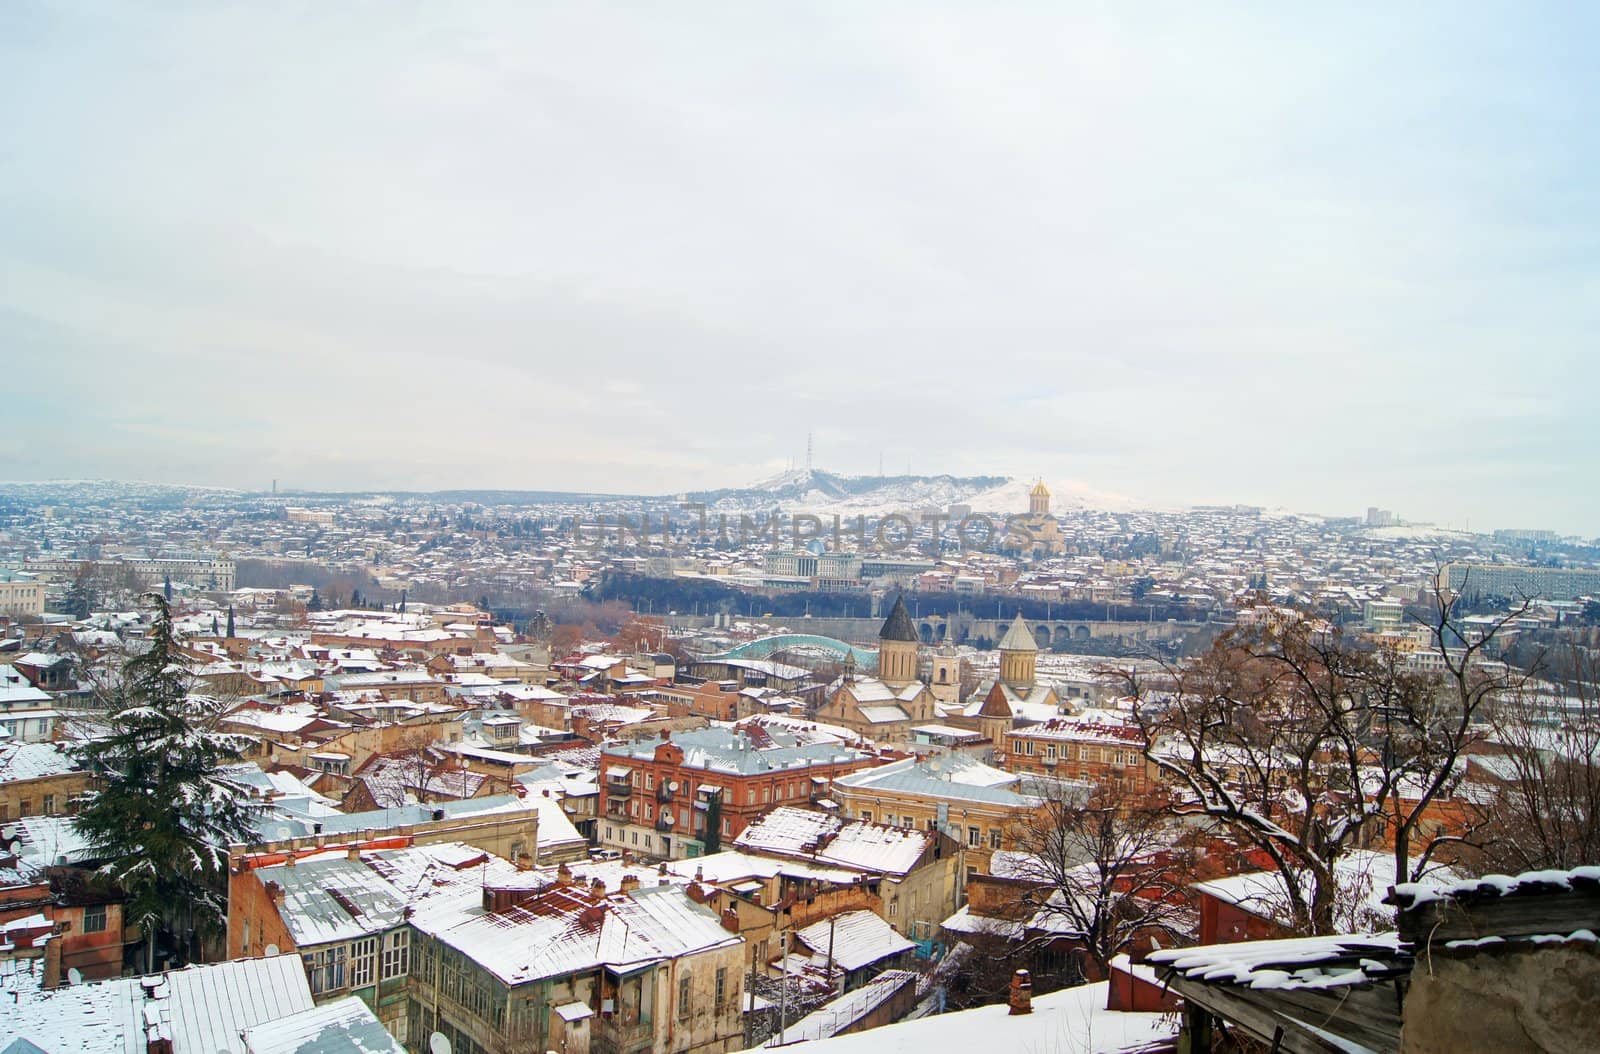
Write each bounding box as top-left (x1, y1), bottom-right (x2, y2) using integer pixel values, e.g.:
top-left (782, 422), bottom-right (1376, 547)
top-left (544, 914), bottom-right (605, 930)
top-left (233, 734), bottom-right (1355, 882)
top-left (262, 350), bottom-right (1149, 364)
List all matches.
top-left (888, 897), bottom-right (898, 917)
top-left (903, 815), bottom-right (915, 829)
top-left (82, 904), bottom-right (107, 933)
top-left (304, 946), bottom-right (347, 994)
top-left (988, 828), bottom-right (1002, 849)
top-left (1045, 744), bottom-right (1057, 760)
top-left (18, 800), bottom-right (30, 816)
top-left (715, 967), bottom-right (727, 1009)
top-left (646, 774), bottom-right (654, 790)
top-left (42, 794), bottom-right (55, 814)
top-left (350, 936), bottom-right (378, 988)
top-left (861, 810), bottom-right (873, 822)
top-left (382, 930), bottom-right (410, 980)
top-left (967, 826), bottom-right (980, 847)
top-left (679, 974), bottom-right (692, 1018)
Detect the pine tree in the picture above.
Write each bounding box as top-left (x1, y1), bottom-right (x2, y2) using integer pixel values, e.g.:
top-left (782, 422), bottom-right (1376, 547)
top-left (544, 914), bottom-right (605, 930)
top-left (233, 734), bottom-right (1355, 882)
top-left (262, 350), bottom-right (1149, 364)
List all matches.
top-left (701, 789), bottom-right (723, 855)
top-left (225, 605), bottom-right (235, 638)
top-left (63, 567), bottom-right (97, 620)
top-left (70, 594), bottom-right (258, 970)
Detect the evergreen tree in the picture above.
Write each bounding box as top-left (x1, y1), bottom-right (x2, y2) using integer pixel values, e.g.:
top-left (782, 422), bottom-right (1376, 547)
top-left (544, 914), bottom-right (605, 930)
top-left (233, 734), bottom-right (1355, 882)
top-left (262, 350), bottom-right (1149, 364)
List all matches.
top-left (70, 594), bottom-right (258, 969)
top-left (62, 570), bottom-right (96, 620)
top-left (163, 574), bottom-right (173, 602)
top-left (225, 605), bottom-right (235, 638)
top-left (701, 789), bottom-right (724, 855)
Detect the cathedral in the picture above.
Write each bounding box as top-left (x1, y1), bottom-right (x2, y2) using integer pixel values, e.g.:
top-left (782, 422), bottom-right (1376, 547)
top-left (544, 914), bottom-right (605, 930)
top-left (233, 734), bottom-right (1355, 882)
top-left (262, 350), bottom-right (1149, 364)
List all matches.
top-left (964, 612), bottom-right (1060, 747)
top-left (818, 594), bottom-right (936, 744)
top-left (1008, 480), bottom-right (1067, 557)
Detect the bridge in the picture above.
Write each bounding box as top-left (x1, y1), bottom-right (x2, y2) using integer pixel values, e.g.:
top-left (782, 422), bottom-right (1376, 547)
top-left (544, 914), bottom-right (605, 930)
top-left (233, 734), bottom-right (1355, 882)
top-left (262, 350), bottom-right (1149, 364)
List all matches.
top-left (710, 633), bottom-right (879, 666)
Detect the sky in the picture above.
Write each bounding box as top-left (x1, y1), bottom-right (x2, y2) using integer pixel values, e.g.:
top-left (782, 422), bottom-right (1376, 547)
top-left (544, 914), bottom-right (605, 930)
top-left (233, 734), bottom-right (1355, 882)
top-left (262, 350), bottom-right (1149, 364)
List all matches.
top-left (2, 3), bottom-right (1597, 534)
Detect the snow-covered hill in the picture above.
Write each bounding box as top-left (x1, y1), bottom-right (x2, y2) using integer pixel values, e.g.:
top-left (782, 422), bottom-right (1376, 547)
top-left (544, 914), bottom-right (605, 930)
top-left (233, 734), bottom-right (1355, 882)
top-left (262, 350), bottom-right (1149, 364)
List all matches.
top-left (681, 469), bottom-right (1142, 517)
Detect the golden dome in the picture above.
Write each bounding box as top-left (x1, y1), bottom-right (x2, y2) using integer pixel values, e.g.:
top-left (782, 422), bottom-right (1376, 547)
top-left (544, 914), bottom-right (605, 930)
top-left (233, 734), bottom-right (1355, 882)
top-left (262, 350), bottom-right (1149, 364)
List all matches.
top-left (1029, 480), bottom-right (1050, 497)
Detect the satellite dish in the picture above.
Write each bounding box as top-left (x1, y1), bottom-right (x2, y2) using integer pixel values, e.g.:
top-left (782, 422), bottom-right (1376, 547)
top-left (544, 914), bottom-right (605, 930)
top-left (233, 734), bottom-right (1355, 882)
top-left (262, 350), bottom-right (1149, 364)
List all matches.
top-left (0, 825), bottom-right (15, 841)
top-left (429, 1033), bottom-right (452, 1054)
top-left (663, 814), bottom-right (675, 826)
top-left (668, 780), bottom-right (679, 792)
top-left (67, 967), bottom-right (83, 985)
top-left (264, 943), bottom-right (280, 956)
top-left (275, 826), bottom-right (294, 841)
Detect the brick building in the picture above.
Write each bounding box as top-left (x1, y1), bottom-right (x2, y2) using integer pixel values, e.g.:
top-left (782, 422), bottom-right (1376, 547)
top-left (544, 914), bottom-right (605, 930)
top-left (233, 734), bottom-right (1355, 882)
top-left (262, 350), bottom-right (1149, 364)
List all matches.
top-left (598, 728), bottom-right (878, 860)
top-left (1002, 712), bottom-right (1154, 793)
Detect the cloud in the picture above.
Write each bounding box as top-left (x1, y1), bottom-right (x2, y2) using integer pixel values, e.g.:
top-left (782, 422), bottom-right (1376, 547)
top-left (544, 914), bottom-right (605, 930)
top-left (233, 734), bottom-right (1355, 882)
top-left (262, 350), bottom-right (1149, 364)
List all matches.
top-left (1, 3), bottom-right (1596, 532)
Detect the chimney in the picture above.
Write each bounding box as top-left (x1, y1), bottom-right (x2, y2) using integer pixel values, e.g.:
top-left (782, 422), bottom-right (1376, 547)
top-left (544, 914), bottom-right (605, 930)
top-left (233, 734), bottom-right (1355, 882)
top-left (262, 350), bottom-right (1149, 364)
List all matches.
top-left (556, 862), bottom-right (573, 886)
top-left (620, 874), bottom-right (640, 894)
top-left (1008, 969), bottom-right (1033, 1015)
top-left (720, 907), bottom-right (740, 933)
top-left (346, 846), bottom-right (361, 861)
top-left (590, 877), bottom-right (606, 896)
top-left (283, 854), bottom-right (296, 869)
top-left (264, 880), bottom-right (284, 904)
top-left (686, 881), bottom-right (707, 904)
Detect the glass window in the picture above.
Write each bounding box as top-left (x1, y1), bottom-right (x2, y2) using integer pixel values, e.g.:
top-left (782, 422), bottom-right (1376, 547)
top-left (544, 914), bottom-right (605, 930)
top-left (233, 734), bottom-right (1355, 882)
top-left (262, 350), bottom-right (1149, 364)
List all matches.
top-left (304, 946), bottom-right (347, 994)
top-left (382, 930), bottom-right (410, 980)
top-left (350, 936), bottom-right (378, 988)
top-left (967, 826), bottom-right (980, 847)
top-left (83, 904), bottom-right (107, 933)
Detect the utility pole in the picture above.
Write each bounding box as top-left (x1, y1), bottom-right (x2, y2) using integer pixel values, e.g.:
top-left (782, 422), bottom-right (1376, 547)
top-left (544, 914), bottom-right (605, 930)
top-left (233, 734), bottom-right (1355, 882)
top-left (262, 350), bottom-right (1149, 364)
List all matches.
top-left (825, 915), bottom-right (839, 994)
top-left (778, 930), bottom-right (789, 1046)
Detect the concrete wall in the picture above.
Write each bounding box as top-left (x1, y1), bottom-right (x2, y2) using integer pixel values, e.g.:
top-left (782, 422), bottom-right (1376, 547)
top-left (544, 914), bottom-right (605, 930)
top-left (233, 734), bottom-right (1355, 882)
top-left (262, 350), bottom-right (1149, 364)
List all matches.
top-left (1400, 945), bottom-right (1600, 1054)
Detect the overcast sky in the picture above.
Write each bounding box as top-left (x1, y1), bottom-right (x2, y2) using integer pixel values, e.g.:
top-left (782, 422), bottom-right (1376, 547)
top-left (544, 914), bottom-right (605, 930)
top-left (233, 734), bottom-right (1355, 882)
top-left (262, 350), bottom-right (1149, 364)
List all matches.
top-left (3, 3), bottom-right (1596, 533)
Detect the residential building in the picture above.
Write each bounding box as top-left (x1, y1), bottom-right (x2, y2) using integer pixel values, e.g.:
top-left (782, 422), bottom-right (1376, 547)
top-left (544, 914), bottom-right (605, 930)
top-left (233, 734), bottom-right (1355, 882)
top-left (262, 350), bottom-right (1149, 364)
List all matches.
top-left (598, 728), bottom-right (876, 860)
top-left (0, 570), bottom-right (44, 617)
top-left (0, 666), bottom-right (58, 743)
top-left (732, 805), bottom-right (964, 943)
top-left (1001, 712), bottom-right (1152, 793)
top-left (829, 755), bottom-right (1073, 876)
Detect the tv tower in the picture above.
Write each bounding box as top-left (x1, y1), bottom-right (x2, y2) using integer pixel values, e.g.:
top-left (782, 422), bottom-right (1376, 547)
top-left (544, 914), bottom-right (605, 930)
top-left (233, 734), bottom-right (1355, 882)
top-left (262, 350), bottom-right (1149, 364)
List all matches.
top-left (806, 431), bottom-right (813, 473)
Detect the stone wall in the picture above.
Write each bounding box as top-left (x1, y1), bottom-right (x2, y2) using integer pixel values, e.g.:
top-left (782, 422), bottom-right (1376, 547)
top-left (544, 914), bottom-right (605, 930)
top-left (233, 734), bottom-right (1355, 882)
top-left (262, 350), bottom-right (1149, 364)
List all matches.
top-left (1400, 944), bottom-right (1600, 1054)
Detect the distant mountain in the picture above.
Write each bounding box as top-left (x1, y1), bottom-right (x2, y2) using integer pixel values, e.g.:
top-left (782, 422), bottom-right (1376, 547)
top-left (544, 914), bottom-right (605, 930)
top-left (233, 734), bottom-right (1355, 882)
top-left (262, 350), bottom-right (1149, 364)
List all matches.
top-left (682, 469), bottom-right (1010, 514)
top-left (681, 469), bottom-right (1149, 517)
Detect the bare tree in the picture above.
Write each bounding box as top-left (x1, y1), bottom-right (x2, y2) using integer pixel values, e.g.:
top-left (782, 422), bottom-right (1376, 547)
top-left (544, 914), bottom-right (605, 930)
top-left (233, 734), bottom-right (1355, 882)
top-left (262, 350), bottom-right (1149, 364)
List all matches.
top-left (1469, 646), bottom-right (1600, 872)
top-left (1003, 783), bottom-right (1192, 978)
top-left (1118, 578), bottom-right (1530, 935)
